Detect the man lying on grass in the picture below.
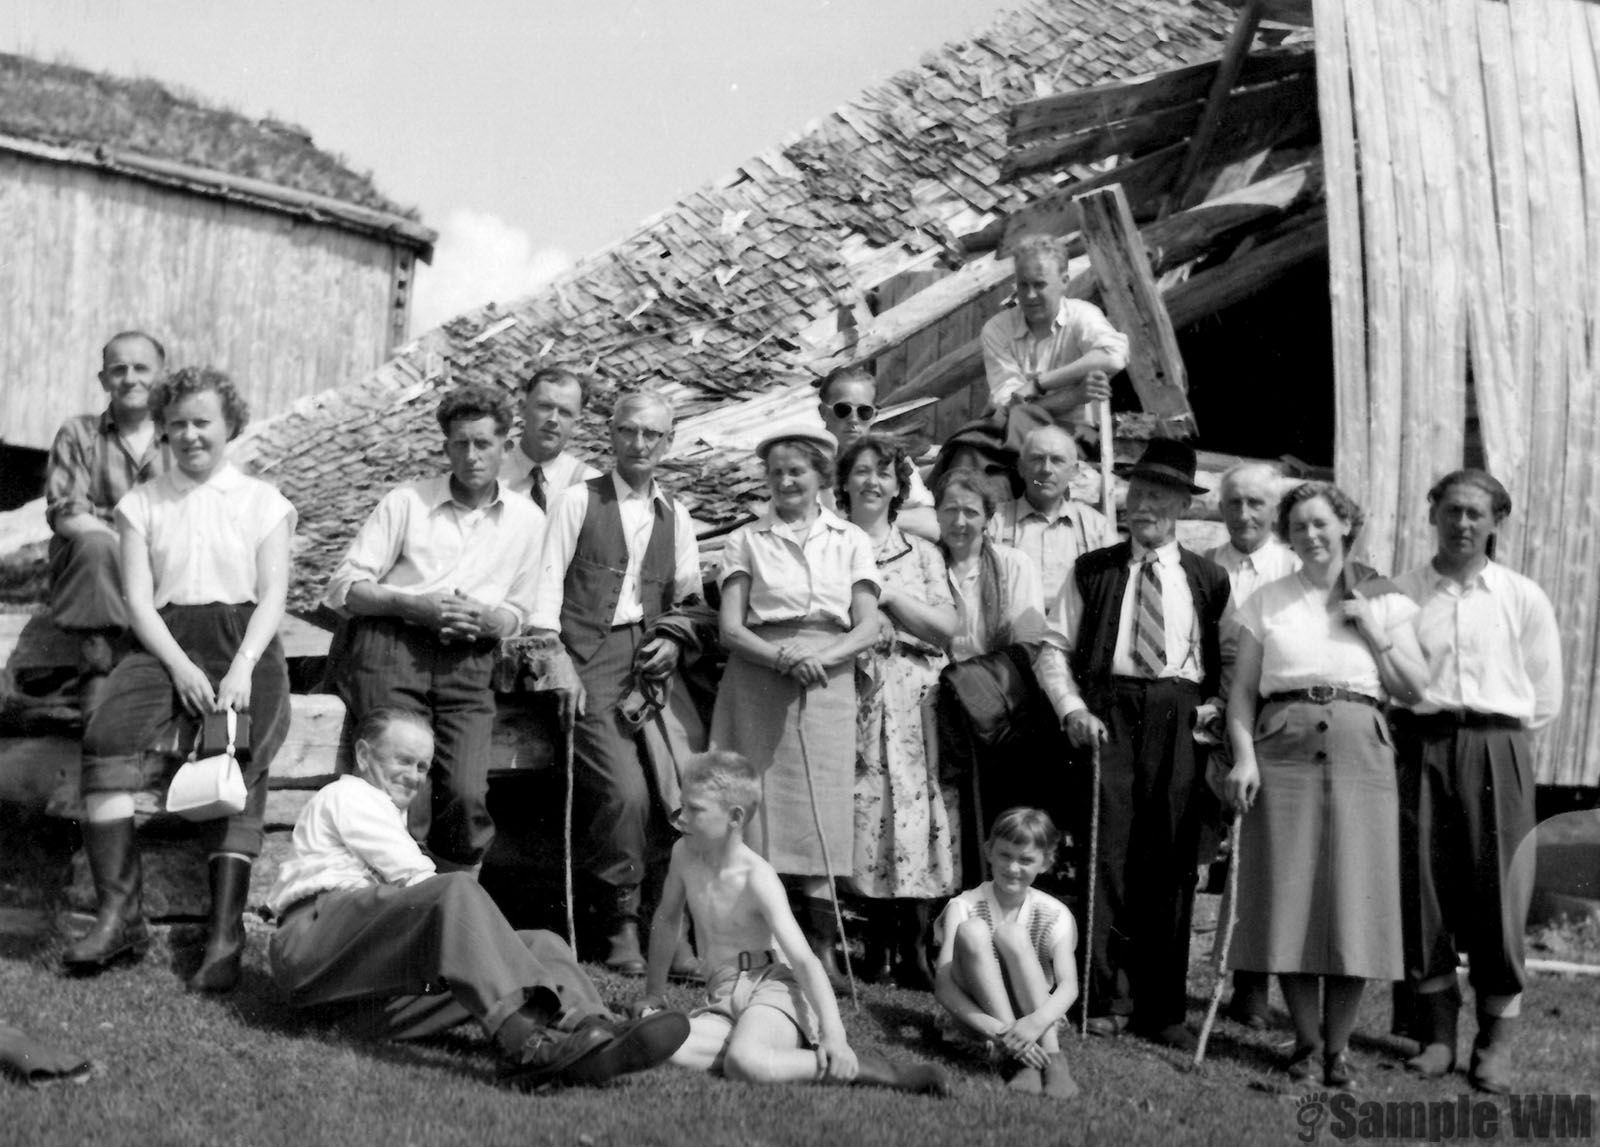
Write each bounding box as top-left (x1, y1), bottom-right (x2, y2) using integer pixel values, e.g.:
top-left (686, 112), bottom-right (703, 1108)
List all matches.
top-left (636, 750), bottom-right (948, 1095)
top-left (266, 706), bottom-right (689, 1089)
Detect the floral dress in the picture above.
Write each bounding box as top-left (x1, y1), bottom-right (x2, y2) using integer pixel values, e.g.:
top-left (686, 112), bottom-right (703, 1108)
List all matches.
top-left (852, 527), bottom-right (962, 898)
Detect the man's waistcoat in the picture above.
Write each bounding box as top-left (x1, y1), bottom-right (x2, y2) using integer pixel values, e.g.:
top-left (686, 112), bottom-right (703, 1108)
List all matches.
top-left (560, 475), bottom-right (676, 661)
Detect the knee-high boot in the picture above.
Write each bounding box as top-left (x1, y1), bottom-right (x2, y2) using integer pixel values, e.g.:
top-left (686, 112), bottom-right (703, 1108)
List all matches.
top-left (893, 900), bottom-right (935, 991)
top-left (189, 854), bottom-right (251, 993)
top-left (62, 818), bottom-right (150, 970)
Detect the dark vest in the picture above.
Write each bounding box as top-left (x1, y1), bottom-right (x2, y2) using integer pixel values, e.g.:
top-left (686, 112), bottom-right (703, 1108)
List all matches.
top-left (559, 475), bottom-right (677, 662)
top-left (1068, 541), bottom-right (1230, 707)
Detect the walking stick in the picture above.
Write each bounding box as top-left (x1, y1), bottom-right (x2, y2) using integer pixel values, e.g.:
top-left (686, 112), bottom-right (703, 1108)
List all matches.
top-left (795, 688), bottom-right (859, 1009)
top-left (1080, 735), bottom-right (1102, 1037)
top-left (1098, 396), bottom-right (1114, 521)
top-left (562, 723), bottom-right (577, 950)
top-left (1194, 810), bottom-right (1242, 1066)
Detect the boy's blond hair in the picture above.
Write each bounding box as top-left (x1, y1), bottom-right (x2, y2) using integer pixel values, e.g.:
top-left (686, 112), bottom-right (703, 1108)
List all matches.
top-left (680, 750), bottom-right (762, 819)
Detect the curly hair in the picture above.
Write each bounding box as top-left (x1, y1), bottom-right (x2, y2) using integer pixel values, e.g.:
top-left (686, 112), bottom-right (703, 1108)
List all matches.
top-left (1277, 480), bottom-right (1365, 551)
top-left (988, 807), bottom-right (1062, 865)
top-left (150, 366), bottom-right (249, 439)
top-left (834, 435), bottom-right (913, 520)
top-left (436, 383), bottom-right (514, 437)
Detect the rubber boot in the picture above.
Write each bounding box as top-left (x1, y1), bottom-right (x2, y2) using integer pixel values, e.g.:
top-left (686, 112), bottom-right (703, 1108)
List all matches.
top-left (804, 896), bottom-right (854, 993)
top-left (62, 818), bottom-right (150, 971)
top-left (1468, 1012), bottom-right (1517, 1095)
top-left (861, 901), bottom-right (893, 985)
top-left (893, 900), bottom-right (935, 991)
top-left (852, 1052), bottom-right (950, 1095)
top-left (603, 886), bottom-right (646, 976)
top-left (188, 855), bottom-right (251, 993)
top-left (1404, 982), bottom-right (1461, 1077)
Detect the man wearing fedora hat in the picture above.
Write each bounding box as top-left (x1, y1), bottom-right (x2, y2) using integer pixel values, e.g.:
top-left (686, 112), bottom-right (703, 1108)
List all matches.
top-left (1039, 438), bottom-right (1229, 1050)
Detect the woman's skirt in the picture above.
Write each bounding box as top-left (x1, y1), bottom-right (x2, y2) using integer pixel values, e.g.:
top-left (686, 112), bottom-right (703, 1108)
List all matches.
top-left (1227, 698), bottom-right (1404, 981)
top-left (709, 621), bottom-right (854, 877)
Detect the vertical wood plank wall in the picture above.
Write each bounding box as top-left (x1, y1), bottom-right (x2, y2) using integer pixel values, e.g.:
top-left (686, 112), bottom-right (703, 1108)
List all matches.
top-left (0, 157), bottom-right (402, 451)
top-left (1316, 0), bottom-right (1600, 785)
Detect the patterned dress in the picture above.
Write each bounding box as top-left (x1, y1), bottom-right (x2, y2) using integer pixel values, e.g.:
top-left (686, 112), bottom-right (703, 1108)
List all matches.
top-left (852, 528), bottom-right (962, 898)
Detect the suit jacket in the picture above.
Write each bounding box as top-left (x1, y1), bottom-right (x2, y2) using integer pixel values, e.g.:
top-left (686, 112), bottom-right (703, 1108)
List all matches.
top-left (1068, 541), bottom-right (1230, 711)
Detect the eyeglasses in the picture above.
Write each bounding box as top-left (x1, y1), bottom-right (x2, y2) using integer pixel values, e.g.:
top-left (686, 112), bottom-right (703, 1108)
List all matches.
top-left (614, 424), bottom-right (666, 447)
top-left (828, 401), bottom-right (877, 422)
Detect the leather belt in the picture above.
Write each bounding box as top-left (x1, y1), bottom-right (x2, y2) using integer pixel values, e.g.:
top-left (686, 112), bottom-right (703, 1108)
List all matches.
top-left (736, 949), bottom-right (778, 971)
top-left (1264, 686), bottom-right (1382, 710)
top-left (1395, 709), bottom-right (1523, 731)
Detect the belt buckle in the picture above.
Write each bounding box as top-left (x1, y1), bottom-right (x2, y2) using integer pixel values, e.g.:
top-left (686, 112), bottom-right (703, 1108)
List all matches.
top-left (737, 950), bottom-right (754, 972)
top-left (1306, 684), bottom-right (1336, 704)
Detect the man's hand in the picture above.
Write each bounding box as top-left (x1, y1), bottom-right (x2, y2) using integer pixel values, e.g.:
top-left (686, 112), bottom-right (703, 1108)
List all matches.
top-left (437, 591), bottom-right (511, 642)
top-left (168, 657), bottom-right (217, 716)
top-left (1065, 710), bottom-right (1108, 750)
top-left (634, 636), bottom-right (679, 679)
top-left (547, 647), bottom-right (587, 731)
top-left (815, 1033), bottom-right (858, 1082)
top-left (401, 591), bottom-right (454, 634)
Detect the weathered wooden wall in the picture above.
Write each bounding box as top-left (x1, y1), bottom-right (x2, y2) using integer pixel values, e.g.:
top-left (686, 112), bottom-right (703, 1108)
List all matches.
top-left (1316, 0), bottom-right (1600, 785)
top-left (0, 154), bottom-right (411, 450)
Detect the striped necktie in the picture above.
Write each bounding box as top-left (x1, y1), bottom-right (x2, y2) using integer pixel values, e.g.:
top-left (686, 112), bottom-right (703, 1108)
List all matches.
top-left (1132, 550), bottom-right (1166, 676)
top-left (527, 464), bottom-right (547, 512)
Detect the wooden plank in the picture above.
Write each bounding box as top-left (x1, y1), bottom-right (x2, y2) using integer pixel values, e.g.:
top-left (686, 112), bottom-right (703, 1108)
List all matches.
top-left (1163, 210), bottom-right (1329, 328)
top-left (1165, 0), bottom-right (1266, 215)
top-left (0, 613), bottom-right (331, 673)
top-left (1007, 49), bottom-right (1314, 146)
top-left (1004, 73), bottom-right (1318, 181)
top-left (1224, 0), bottom-right (1315, 25)
top-left (1073, 185), bottom-right (1195, 436)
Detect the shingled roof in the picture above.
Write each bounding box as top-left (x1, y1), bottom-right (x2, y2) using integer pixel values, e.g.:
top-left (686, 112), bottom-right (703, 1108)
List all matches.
top-left (234, 0), bottom-right (1237, 611)
top-left (0, 52), bottom-right (420, 224)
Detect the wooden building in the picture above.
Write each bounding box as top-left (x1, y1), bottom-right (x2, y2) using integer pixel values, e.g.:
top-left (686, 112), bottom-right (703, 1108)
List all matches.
top-left (0, 53), bottom-right (436, 456)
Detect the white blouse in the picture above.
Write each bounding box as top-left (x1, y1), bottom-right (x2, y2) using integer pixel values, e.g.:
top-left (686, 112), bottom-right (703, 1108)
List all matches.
top-left (719, 506), bottom-right (879, 629)
top-left (1239, 572), bottom-right (1419, 699)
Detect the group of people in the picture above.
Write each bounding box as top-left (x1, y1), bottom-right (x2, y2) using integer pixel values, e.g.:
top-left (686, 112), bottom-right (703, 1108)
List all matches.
top-left (40, 229), bottom-right (1562, 1102)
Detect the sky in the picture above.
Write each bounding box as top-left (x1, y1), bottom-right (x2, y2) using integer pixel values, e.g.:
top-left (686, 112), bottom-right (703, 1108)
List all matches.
top-left (4, 0), bottom-right (1009, 332)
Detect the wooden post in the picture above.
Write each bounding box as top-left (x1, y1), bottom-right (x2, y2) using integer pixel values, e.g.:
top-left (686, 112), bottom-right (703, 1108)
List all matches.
top-left (1161, 0), bottom-right (1265, 218)
top-left (1073, 184), bottom-right (1196, 437)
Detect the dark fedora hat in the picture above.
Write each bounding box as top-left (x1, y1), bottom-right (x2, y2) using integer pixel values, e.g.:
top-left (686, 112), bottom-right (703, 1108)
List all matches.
top-left (1116, 438), bottom-right (1205, 495)
top-left (927, 417), bottom-right (1024, 500)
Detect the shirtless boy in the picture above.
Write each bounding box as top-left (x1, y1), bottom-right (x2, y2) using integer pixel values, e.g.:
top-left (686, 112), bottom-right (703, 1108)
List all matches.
top-left (637, 750), bottom-right (947, 1094)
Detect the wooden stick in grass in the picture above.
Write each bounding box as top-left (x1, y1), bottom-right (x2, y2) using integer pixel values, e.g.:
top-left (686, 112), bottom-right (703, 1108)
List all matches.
top-left (1194, 812), bottom-right (1241, 1066)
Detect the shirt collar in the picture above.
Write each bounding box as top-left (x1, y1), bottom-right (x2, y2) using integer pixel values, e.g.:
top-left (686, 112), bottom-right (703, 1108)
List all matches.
top-left (428, 473), bottom-right (504, 512)
top-left (1005, 296), bottom-right (1075, 339)
top-left (610, 470), bottom-right (666, 507)
top-left (168, 460), bottom-right (245, 494)
top-left (1425, 557), bottom-right (1497, 593)
top-left (1130, 538), bottom-right (1181, 566)
top-left (1013, 495), bottom-right (1075, 525)
top-left (755, 501), bottom-right (846, 535)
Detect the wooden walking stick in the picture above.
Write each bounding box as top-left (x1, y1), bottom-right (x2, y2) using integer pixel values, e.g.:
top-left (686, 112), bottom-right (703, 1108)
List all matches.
top-left (1194, 810), bottom-right (1242, 1066)
top-left (1080, 735), bottom-right (1102, 1037)
top-left (1098, 393), bottom-right (1115, 520)
top-left (795, 688), bottom-right (859, 1009)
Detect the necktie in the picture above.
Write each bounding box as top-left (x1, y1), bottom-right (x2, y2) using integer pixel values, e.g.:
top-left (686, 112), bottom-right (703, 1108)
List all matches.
top-left (528, 465), bottom-right (547, 512)
top-left (1132, 551), bottom-right (1166, 676)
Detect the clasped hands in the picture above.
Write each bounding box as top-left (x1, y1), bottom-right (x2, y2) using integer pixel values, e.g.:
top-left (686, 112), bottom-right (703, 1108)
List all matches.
top-left (773, 642), bottom-right (827, 688)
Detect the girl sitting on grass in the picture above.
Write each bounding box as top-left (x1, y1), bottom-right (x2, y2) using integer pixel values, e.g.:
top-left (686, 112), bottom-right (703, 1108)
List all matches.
top-left (933, 807), bottom-right (1079, 1099)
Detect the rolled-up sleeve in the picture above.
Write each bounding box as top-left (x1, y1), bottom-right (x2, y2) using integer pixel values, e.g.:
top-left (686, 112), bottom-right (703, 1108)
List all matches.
top-left (324, 490), bottom-right (408, 611)
top-left (1068, 302), bottom-right (1130, 371)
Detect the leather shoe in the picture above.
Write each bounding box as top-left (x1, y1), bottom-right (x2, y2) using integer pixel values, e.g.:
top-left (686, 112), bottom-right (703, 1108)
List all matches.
top-left (559, 1010), bottom-right (691, 1086)
top-left (1324, 1049), bottom-right (1357, 1090)
top-left (1140, 1023), bottom-right (1198, 1052)
top-left (1084, 1015), bottom-right (1129, 1038)
top-left (500, 1025), bottom-right (613, 1090)
top-left (1286, 1043), bottom-right (1323, 1083)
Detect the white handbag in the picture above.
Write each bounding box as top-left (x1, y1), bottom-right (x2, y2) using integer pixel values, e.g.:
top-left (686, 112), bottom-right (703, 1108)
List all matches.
top-left (166, 709), bottom-right (247, 821)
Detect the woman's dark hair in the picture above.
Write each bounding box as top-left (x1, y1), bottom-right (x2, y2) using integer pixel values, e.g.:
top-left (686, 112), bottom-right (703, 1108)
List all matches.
top-left (987, 806), bottom-right (1062, 865)
top-left (934, 469), bottom-right (1012, 649)
top-left (835, 435), bottom-right (912, 520)
top-left (1277, 480), bottom-right (1365, 552)
top-left (151, 366), bottom-right (250, 440)
top-left (437, 383), bottom-right (514, 436)
top-left (761, 437), bottom-right (832, 478)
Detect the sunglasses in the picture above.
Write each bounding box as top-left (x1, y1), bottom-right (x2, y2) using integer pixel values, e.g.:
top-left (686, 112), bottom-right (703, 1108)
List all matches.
top-left (828, 401), bottom-right (877, 422)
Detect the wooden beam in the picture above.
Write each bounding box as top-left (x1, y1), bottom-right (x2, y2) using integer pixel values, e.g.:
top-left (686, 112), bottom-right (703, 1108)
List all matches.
top-left (1164, 208), bottom-right (1328, 328)
top-left (1225, 0), bottom-right (1313, 27)
top-left (1003, 71), bottom-right (1317, 181)
top-left (1162, 0), bottom-right (1266, 217)
top-left (0, 613), bottom-right (332, 675)
top-left (1007, 49), bottom-right (1313, 147)
top-left (1074, 184), bottom-right (1195, 436)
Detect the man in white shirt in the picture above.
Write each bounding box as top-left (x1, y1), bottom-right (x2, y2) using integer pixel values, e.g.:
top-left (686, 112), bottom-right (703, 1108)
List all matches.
top-left (1204, 461), bottom-right (1299, 1029)
top-left (500, 367), bottom-right (602, 511)
top-left (326, 384), bottom-right (545, 873)
top-left (814, 367), bottom-right (939, 542)
top-left (981, 234), bottom-right (1128, 451)
top-left (990, 424), bottom-right (1115, 619)
top-left (529, 391), bottom-right (701, 974)
top-left (1392, 470), bottom-right (1563, 1094)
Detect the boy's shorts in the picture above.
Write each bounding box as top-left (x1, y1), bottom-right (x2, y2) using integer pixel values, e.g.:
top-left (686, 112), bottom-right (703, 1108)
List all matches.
top-left (694, 957), bottom-right (819, 1046)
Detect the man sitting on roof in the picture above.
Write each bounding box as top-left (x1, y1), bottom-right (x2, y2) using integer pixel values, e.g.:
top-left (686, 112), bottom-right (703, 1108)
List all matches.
top-left (499, 366), bottom-right (602, 512)
top-left (981, 234), bottom-right (1129, 456)
top-left (44, 330), bottom-right (170, 718)
top-left (325, 383), bottom-right (544, 874)
top-left (815, 368), bottom-right (939, 542)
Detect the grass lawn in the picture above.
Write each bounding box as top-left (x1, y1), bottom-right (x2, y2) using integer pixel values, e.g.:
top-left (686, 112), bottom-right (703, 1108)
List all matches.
top-left (2, 901), bottom-right (1597, 1147)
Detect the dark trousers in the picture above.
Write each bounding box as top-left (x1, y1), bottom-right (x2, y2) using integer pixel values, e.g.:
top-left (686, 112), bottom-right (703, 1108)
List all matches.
top-left (48, 530), bottom-right (128, 631)
top-left (1082, 677), bottom-right (1203, 1028)
top-left (336, 617), bottom-right (497, 866)
top-left (570, 624), bottom-right (665, 900)
top-left (81, 603), bottom-right (290, 857)
top-left (1395, 713), bottom-right (1536, 997)
top-left (269, 874), bottom-right (608, 1042)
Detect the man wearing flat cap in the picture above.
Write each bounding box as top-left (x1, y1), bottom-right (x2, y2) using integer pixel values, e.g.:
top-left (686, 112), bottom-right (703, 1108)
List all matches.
top-left (1039, 439), bottom-right (1229, 1050)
